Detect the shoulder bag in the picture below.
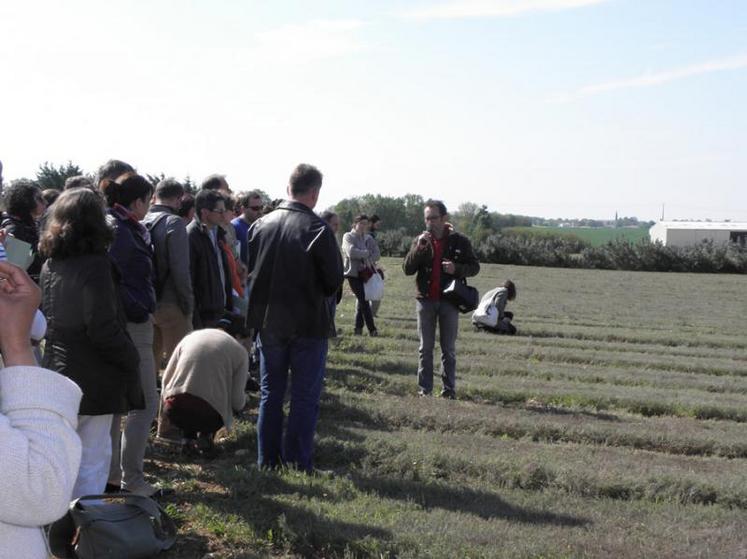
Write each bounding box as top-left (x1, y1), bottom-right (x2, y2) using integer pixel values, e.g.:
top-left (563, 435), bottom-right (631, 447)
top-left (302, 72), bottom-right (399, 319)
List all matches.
top-left (442, 279), bottom-right (479, 313)
top-left (48, 493), bottom-right (177, 559)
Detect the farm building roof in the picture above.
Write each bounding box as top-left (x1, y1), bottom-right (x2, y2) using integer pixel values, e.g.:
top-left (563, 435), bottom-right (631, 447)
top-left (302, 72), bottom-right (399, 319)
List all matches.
top-left (652, 221), bottom-right (747, 231)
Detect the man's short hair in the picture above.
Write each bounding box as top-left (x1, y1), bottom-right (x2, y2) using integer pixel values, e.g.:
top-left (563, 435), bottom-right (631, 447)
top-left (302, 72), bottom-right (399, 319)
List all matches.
top-left (370, 214), bottom-right (380, 224)
top-left (195, 189), bottom-right (224, 217)
top-left (155, 177), bottom-right (185, 200)
top-left (223, 194), bottom-right (236, 212)
top-left (424, 199), bottom-right (448, 217)
top-left (201, 174), bottom-right (227, 191)
top-left (41, 188), bottom-right (61, 206)
top-left (177, 193), bottom-right (194, 218)
top-left (64, 175), bottom-right (95, 190)
top-left (96, 159), bottom-right (135, 184)
top-left (353, 214), bottom-right (369, 224)
top-left (237, 190), bottom-right (263, 208)
top-left (289, 164), bottom-right (322, 197)
top-left (320, 210), bottom-right (337, 222)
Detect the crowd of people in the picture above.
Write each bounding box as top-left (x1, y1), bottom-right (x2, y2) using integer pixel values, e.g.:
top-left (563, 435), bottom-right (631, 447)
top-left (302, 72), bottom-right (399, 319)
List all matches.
top-left (0, 158), bottom-right (503, 557)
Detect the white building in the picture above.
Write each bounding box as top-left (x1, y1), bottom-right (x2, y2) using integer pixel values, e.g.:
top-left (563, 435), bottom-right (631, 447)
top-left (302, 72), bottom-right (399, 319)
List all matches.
top-left (648, 221), bottom-right (747, 247)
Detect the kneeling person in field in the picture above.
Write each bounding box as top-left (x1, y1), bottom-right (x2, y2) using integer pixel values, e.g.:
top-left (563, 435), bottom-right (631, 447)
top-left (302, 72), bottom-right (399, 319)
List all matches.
top-left (161, 328), bottom-right (248, 457)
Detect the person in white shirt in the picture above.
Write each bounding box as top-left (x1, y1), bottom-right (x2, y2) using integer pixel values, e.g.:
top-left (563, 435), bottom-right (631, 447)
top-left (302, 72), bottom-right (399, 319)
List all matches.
top-left (0, 261), bottom-right (83, 559)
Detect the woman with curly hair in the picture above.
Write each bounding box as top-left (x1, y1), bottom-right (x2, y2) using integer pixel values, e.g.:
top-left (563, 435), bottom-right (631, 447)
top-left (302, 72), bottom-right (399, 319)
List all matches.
top-left (39, 188), bottom-right (143, 498)
top-left (0, 179), bottom-right (46, 281)
top-left (100, 173), bottom-right (161, 496)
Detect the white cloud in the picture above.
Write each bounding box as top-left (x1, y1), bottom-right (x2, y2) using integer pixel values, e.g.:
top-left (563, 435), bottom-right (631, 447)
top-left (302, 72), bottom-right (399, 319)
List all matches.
top-left (250, 19), bottom-right (366, 64)
top-left (554, 53), bottom-right (747, 102)
top-left (400, 0), bottom-right (608, 20)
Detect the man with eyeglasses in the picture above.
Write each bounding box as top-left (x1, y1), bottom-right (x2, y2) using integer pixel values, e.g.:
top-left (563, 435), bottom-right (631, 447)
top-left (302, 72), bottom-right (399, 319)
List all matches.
top-left (187, 189), bottom-right (233, 329)
top-left (403, 199), bottom-right (479, 400)
top-left (232, 191), bottom-right (264, 266)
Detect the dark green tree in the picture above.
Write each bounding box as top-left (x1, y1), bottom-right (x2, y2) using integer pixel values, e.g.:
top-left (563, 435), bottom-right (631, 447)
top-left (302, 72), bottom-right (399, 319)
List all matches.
top-left (36, 161), bottom-right (84, 190)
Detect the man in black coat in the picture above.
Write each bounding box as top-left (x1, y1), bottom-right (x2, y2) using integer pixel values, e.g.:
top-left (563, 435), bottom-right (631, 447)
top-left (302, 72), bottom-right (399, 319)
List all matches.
top-left (247, 163), bottom-right (343, 472)
top-left (187, 190), bottom-right (232, 329)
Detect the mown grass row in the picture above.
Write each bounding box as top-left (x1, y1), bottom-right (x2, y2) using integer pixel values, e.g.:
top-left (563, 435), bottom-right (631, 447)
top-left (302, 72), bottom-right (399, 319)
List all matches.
top-left (327, 351), bottom-right (747, 423)
top-left (321, 388), bottom-right (747, 459)
top-left (345, 428), bottom-right (747, 509)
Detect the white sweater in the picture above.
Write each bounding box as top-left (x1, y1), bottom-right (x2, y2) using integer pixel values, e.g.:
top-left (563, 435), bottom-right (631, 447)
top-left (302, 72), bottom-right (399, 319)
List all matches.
top-left (0, 366), bottom-right (82, 559)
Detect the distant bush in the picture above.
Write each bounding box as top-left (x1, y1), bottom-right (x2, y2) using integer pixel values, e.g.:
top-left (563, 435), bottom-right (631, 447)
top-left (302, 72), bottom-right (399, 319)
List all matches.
top-left (477, 231), bottom-right (587, 268)
top-left (377, 228), bottom-right (412, 257)
top-left (477, 233), bottom-right (747, 274)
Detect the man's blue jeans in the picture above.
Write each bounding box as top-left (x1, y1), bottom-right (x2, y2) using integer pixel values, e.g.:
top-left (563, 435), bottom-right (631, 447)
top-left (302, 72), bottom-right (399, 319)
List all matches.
top-left (256, 331), bottom-right (328, 472)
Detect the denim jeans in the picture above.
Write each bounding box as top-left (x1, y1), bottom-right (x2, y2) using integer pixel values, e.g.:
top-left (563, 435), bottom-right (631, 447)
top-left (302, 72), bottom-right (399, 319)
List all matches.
top-left (416, 298), bottom-right (459, 395)
top-left (256, 332), bottom-right (328, 472)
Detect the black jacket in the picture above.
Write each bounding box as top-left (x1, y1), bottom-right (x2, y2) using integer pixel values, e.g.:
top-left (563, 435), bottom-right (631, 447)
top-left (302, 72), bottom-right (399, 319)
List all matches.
top-left (187, 219), bottom-right (232, 328)
top-left (40, 253), bottom-right (144, 415)
top-left (1, 214), bottom-right (43, 282)
top-left (107, 206), bottom-right (156, 323)
top-left (403, 229), bottom-right (480, 299)
top-left (247, 201), bottom-right (343, 338)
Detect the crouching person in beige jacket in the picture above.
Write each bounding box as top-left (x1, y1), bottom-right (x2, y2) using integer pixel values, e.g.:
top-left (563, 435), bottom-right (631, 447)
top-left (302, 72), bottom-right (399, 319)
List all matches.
top-left (161, 327), bottom-right (248, 458)
top-left (0, 261), bottom-right (82, 559)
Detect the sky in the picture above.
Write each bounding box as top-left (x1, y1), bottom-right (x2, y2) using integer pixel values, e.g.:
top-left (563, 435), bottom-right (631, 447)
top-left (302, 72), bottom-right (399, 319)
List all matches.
top-left (1, 0), bottom-right (746, 221)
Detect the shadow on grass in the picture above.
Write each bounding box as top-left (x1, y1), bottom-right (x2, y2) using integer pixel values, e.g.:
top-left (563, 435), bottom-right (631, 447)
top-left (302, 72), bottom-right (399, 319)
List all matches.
top-left (523, 403), bottom-right (621, 422)
top-left (162, 533), bottom-right (211, 558)
top-left (352, 475), bottom-right (590, 527)
top-left (197, 471), bottom-right (394, 557)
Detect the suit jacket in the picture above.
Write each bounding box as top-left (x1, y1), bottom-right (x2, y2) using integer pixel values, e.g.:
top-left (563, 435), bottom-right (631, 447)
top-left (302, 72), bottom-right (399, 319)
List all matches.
top-left (187, 219), bottom-right (232, 328)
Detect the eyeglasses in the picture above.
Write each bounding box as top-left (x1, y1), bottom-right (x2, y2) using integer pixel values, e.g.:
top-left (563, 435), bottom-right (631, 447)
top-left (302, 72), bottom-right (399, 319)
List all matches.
top-left (211, 208), bottom-right (226, 214)
top-left (249, 205), bottom-right (263, 211)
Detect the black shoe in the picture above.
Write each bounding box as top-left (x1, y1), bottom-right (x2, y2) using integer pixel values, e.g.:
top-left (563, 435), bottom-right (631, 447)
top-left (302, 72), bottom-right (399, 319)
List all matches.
top-left (104, 483), bottom-right (122, 494)
top-left (246, 376), bottom-right (260, 392)
top-left (369, 329), bottom-right (378, 337)
top-left (196, 433), bottom-right (219, 459)
top-left (354, 328), bottom-right (363, 336)
top-left (440, 389), bottom-right (456, 400)
top-left (418, 390), bottom-right (431, 397)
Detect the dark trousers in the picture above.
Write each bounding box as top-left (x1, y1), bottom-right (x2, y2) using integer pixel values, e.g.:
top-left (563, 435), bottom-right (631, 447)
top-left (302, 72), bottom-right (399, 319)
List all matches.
top-left (163, 393), bottom-right (223, 439)
top-left (256, 331), bottom-right (328, 472)
top-left (347, 277), bottom-right (376, 333)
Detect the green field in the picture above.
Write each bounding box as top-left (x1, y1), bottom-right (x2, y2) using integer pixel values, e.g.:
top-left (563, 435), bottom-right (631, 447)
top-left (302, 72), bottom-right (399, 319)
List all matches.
top-left (504, 226), bottom-right (651, 246)
top-left (155, 258), bottom-right (747, 558)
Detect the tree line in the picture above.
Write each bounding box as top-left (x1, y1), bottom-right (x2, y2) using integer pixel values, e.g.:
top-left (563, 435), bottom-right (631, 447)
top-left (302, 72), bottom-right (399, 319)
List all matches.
top-left (9, 163), bottom-right (745, 274)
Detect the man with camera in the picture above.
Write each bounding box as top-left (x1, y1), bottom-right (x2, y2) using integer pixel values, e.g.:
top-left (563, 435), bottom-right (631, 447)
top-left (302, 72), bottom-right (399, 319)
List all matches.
top-left (403, 200), bottom-right (479, 399)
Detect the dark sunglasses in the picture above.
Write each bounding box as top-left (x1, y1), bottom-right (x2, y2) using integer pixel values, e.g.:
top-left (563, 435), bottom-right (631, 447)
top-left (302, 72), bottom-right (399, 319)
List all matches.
top-left (249, 205), bottom-right (263, 211)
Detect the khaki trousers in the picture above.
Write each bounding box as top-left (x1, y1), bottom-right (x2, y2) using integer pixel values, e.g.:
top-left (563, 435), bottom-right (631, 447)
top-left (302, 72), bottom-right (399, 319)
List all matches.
top-left (153, 303), bottom-right (193, 368)
top-left (153, 303), bottom-right (192, 441)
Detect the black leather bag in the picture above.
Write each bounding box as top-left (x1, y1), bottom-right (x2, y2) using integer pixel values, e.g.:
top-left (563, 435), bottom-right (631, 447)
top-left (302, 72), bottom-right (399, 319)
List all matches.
top-left (442, 279), bottom-right (479, 313)
top-left (48, 493), bottom-right (177, 559)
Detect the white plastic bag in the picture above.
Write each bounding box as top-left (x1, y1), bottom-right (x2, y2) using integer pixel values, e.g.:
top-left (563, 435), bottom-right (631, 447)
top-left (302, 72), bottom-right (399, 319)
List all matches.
top-left (364, 272), bottom-right (384, 301)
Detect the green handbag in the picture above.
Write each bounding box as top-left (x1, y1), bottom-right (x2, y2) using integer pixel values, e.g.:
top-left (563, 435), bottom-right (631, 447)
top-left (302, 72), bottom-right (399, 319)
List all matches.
top-left (48, 493), bottom-right (177, 559)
